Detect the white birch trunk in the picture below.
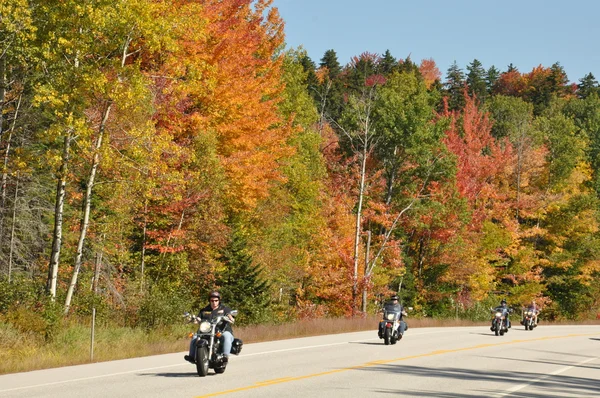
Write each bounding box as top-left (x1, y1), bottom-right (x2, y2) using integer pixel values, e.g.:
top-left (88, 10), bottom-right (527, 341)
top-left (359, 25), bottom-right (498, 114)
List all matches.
top-left (64, 103), bottom-right (111, 314)
top-left (47, 132), bottom-right (72, 298)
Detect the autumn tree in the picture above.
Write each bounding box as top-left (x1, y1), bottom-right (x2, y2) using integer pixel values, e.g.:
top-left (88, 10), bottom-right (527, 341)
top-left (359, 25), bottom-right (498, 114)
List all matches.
top-left (441, 92), bottom-right (514, 306)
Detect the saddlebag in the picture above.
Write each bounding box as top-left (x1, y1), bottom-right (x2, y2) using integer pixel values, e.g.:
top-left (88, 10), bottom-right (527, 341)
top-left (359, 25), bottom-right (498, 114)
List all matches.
top-left (230, 338), bottom-right (243, 355)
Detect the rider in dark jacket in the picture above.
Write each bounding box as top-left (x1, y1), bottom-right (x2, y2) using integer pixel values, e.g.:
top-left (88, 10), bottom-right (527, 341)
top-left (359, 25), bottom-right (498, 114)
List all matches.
top-left (492, 299), bottom-right (513, 329)
top-left (185, 291), bottom-right (234, 363)
top-left (378, 295), bottom-right (408, 339)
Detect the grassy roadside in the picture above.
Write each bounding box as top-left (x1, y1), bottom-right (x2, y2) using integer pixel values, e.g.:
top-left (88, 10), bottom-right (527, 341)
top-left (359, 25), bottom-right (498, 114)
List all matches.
top-left (1, 316), bottom-right (597, 375)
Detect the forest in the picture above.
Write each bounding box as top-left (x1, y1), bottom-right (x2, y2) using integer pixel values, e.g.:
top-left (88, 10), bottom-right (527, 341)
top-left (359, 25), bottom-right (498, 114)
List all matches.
top-left (1, 0), bottom-right (599, 338)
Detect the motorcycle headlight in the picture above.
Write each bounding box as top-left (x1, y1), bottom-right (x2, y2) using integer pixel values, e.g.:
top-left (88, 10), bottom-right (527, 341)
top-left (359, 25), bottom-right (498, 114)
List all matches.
top-left (386, 313), bottom-right (395, 321)
top-left (495, 312), bottom-right (502, 317)
top-left (526, 311), bottom-right (533, 316)
top-left (199, 321), bottom-right (211, 333)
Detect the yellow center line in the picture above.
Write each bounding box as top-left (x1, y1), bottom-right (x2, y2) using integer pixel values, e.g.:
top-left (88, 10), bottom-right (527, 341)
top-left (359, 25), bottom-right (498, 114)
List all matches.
top-left (194, 332), bottom-right (599, 398)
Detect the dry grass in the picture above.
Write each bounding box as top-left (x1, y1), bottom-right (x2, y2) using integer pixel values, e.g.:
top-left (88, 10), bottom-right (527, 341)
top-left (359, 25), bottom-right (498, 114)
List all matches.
top-left (235, 315), bottom-right (489, 343)
top-left (1, 316), bottom-right (598, 375)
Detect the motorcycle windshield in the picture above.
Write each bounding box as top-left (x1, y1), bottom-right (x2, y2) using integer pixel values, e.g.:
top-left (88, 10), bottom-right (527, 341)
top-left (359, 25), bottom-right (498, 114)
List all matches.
top-left (383, 303), bottom-right (402, 320)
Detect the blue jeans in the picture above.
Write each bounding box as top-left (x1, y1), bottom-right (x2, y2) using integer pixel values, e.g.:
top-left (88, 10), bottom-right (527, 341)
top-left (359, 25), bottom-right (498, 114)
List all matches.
top-left (189, 331), bottom-right (234, 359)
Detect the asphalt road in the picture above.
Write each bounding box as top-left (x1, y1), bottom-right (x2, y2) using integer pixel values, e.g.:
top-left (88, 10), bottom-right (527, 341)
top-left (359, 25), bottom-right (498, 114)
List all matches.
top-left (1, 325), bottom-right (599, 397)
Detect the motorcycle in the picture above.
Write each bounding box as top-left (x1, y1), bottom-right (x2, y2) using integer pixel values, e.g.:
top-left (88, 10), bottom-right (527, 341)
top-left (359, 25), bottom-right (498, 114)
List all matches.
top-left (520, 308), bottom-right (538, 331)
top-left (378, 303), bottom-right (406, 345)
top-left (184, 310), bottom-right (243, 377)
top-left (489, 306), bottom-right (510, 336)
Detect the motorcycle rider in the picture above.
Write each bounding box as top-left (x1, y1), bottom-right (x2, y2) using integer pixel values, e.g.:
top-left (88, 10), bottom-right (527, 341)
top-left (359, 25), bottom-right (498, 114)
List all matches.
top-left (526, 299), bottom-right (540, 324)
top-left (491, 299), bottom-right (512, 330)
top-left (185, 291), bottom-right (235, 364)
top-left (378, 294), bottom-right (408, 339)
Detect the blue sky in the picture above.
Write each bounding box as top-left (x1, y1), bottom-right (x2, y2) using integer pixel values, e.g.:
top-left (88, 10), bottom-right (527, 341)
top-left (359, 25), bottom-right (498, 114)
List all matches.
top-left (272, 0), bottom-right (599, 84)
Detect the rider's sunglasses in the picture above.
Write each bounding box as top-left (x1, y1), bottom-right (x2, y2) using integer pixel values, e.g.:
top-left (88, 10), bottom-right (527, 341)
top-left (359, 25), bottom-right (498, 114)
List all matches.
top-left (210, 299), bottom-right (219, 302)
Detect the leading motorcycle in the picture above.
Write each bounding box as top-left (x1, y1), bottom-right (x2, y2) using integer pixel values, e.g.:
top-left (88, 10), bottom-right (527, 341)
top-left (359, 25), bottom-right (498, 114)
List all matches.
top-left (184, 310), bottom-right (243, 377)
top-left (489, 306), bottom-right (511, 336)
top-left (378, 303), bottom-right (406, 345)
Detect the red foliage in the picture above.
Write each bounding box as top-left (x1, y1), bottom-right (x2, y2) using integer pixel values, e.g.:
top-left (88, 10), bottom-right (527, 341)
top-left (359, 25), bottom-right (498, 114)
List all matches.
top-left (443, 91), bottom-right (514, 230)
top-left (493, 70), bottom-right (527, 97)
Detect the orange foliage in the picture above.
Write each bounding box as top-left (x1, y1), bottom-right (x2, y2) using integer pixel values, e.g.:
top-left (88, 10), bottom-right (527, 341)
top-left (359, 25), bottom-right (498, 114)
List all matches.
top-left (419, 58), bottom-right (441, 89)
top-left (493, 70), bottom-right (527, 97)
top-left (195, 0), bottom-right (292, 212)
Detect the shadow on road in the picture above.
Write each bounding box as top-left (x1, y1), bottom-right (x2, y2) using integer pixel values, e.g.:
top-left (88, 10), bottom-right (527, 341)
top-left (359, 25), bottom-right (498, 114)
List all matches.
top-left (349, 341), bottom-right (383, 346)
top-left (478, 355), bottom-right (599, 372)
top-left (354, 360), bottom-right (600, 397)
top-left (144, 371), bottom-right (200, 378)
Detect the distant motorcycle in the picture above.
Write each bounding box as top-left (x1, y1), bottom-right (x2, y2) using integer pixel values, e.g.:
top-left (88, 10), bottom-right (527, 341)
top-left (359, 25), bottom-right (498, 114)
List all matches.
top-left (520, 308), bottom-right (538, 331)
top-left (490, 306), bottom-right (510, 336)
top-left (184, 310), bottom-right (243, 377)
top-left (378, 303), bottom-right (406, 345)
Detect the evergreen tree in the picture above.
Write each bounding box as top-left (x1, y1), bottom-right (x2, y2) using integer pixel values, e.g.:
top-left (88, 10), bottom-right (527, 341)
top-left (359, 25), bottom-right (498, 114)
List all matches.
top-left (486, 65), bottom-right (500, 94)
top-left (444, 61), bottom-right (466, 110)
top-left (317, 49), bottom-right (344, 122)
top-left (298, 53), bottom-right (320, 104)
top-left (466, 59), bottom-right (487, 103)
top-left (378, 49), bottom-right (397, 75)
top-left (217, 229), bottom-right (271, 325)
top-left (397, 55), bottom-right (420, 75)
top-left (319, 49), bottom-right (342, 78)
top-left (577, 73), bottom-right (599, 99)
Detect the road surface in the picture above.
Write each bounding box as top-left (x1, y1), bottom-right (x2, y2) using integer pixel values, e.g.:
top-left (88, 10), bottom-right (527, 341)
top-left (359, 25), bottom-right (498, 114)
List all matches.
top-left (1, 325), bottom-right (599, 397)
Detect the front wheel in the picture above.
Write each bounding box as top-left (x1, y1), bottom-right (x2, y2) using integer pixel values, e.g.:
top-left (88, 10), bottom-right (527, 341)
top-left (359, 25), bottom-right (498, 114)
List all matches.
top-left (384, 327), bottom-right (391, 345)
top-left (391, 331), bottom-right (398, 345)
top-left (196, 346), bottom-right (209, 377)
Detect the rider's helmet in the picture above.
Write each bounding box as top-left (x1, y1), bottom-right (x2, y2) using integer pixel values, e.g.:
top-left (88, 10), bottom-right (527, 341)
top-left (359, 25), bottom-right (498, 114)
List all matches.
top-left (500, 299), bottom-right (507, 307)
top-left (208, 291), bottom-right (221, 301)
top-left (390, 295), bottom-right (399, 301)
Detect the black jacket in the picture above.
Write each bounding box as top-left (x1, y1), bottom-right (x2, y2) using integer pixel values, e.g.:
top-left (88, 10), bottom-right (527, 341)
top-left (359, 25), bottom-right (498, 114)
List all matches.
top-left (197, 303), bottom-right (234, 334)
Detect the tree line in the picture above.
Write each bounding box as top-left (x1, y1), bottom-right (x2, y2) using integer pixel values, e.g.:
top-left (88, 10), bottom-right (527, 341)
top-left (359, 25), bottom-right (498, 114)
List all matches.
top-left (1, 0), bottom-right (599, 332)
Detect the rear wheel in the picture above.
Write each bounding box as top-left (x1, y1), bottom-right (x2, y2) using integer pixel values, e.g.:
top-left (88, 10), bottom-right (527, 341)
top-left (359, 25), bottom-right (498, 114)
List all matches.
top-left (196, 346), bottom-right (209, 377)
top-left (384, 327), bottom-right (391, 345)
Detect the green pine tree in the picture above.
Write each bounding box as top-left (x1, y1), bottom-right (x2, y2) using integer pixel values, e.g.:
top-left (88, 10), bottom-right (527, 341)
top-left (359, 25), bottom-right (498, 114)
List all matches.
top-left (444, 61), bottom-right (466, 110)
top-left (466, 59), bottom-right (487, 103)
top-left (577, 73), bottom-right (599, 99)
top-left (486, 65), bottom-right (500, 95)
top-left (217, 229), bottom-right (271, 325)
top-left (378, 49), bottom-right (397, 75)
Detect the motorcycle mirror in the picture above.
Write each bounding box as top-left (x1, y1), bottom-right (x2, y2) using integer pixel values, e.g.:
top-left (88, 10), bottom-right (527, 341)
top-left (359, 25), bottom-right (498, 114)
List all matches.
top-left (408, 307), bottom-right (413, 311)
top-left (230, 310), bottom-right (238, 317)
